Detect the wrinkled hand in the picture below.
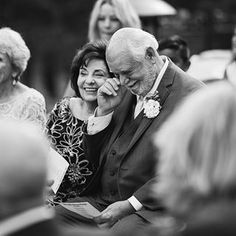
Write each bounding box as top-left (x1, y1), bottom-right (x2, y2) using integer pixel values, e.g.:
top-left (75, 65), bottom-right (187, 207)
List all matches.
top-left (96, 78), bottom-right (126, 116)
top-left (93, 200), bottom-right (135, 229)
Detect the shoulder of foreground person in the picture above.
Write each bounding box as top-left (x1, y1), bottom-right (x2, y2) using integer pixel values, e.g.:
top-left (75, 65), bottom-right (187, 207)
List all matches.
top-left (64, 226), bottom-right (113, 236)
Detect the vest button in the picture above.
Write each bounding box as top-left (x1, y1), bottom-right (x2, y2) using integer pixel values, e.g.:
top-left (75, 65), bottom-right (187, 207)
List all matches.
top-left (110, 150), bottom-right (116, 155)
top-left (110, 190), bottom-right (116, 196)
top-left (110, 170), bottom-right (116, 176)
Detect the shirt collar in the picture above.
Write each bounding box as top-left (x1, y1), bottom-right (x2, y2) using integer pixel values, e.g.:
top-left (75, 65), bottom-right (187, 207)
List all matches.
top-left (147, 56), bottom-right (169, 97)
top-left (136, 56), bottom-right (169, 101)
top-left (0, 206), bottom-right (54, 235)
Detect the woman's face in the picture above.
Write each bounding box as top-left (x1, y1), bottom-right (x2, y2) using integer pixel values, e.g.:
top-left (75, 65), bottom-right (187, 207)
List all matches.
top-left (0, 52), bottom-right (14, 84)
top-left (97, 3), bottom-right (122, 41)
top-left (77, 59), bottom-right (110, 102)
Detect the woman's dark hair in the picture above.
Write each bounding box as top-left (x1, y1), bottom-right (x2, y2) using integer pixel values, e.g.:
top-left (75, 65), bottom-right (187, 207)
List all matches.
top-left (70, 40), bottom-right (113, 97)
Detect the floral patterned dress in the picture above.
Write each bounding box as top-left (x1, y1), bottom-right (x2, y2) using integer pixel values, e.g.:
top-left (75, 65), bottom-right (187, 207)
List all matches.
top-left (46, 97), bottom-right (93, 202)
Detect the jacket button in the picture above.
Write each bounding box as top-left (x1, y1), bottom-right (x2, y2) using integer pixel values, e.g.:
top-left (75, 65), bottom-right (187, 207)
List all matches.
top-left (110, 170), bottom-right (116, 176)
top-left (110, 150), bottom-right (116, 155)
top-left (110, 190), bottom-right (116, 196)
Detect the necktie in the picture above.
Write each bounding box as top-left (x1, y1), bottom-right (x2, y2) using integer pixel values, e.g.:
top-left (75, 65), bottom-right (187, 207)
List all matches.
top-left (134, 96), bottom-right (144, 119)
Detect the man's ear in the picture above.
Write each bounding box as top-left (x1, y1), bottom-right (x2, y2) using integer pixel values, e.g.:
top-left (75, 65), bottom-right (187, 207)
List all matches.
top-left (145, 47), bottom-right (156, 64)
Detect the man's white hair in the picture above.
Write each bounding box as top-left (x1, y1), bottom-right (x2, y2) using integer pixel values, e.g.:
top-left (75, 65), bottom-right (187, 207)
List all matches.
top-left (0, 27), bottom-right (30, 77)
top-left (107, 27), bottom-right (159, 63)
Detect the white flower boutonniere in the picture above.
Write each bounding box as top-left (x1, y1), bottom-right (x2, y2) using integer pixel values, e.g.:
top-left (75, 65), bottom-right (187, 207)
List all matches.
top-left (143, 91), bottom-right (161, 118)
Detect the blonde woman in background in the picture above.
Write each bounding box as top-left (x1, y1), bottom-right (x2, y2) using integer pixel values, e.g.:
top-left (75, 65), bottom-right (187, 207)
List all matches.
top-left (89, 0), bottom-right (141, 42)
top-left (0, 27), bottom-right (46, 130)
top-left (63, 0), bottom-right (141, 97)
top-left (149, 82), bottom-right (236, 236)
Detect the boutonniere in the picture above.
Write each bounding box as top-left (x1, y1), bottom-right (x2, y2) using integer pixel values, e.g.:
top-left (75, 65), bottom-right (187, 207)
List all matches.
top-left (143, 91), bottom-right (161, 118)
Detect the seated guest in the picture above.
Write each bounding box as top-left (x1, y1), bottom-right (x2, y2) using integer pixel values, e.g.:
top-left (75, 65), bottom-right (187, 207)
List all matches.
top-left (0, 119), bottom-right (111, 236)
top-left (46, 41), bottom-right (114, 203)
top-left (158, 35), bottom-right (191, 72)
top-left (152, 82), bottom-right (236, 236)
top-left (0, 27), bottom-right (46, 130)
top-left (55, 28), bottom-right (204, 234)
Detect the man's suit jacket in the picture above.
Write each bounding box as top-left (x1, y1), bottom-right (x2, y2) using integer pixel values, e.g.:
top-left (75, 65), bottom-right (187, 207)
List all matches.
top-left (82, 61), bottom-right (204, 221)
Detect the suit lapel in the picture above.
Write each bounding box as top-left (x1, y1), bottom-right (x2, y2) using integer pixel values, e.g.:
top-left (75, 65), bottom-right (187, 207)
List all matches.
top-left (124, 62), bottom-right (176, 155)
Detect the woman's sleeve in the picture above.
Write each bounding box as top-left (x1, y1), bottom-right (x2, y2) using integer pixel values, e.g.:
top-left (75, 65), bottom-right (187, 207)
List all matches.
top-left (23, 91), bottom-right (47, 131)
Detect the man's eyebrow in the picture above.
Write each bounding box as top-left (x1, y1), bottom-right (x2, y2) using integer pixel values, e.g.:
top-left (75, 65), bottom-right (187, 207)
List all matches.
top-left (121, 69), bottom-right (132, 75)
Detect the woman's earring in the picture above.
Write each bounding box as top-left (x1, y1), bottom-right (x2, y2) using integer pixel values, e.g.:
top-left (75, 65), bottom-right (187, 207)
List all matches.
top-left (12, 80), bottom-right (17, 86)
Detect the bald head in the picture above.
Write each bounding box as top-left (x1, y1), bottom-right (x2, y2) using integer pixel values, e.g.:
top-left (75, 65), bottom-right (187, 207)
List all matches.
top-left (0, 119), bottom-right (49, 217)
top-left (106, 27), bottom-right (159, 64)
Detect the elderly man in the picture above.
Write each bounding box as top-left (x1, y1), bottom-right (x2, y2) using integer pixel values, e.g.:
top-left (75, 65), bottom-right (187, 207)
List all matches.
top-left (0, 119), bottom-right (110, 236)
top-left (56, 28), bottom-right (204, 233)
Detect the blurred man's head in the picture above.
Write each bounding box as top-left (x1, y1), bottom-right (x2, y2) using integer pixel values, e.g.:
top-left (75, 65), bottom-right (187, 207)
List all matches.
top-left (158, 35), bottom-right (191, 72)
top-left (0, 119), bottom-right (49, 220)
top-left (106, 27), bottom-right (164, 97)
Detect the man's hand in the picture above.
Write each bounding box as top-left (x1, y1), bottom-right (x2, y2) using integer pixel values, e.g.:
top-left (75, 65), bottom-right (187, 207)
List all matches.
top-left (96, 78), bottom-right (126, 116)
top-left (93, 200), bottom-right (135, 229)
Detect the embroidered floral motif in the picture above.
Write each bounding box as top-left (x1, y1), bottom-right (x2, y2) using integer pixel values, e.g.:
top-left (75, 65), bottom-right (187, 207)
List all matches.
top-left (143, 91), bottom-right (161, 118)
top-left (46, 98), bottom-right (93, 203)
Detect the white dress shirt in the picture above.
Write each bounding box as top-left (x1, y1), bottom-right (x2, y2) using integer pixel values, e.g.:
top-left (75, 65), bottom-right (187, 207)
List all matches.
top-left (87, 56), bottom-right (169, 211)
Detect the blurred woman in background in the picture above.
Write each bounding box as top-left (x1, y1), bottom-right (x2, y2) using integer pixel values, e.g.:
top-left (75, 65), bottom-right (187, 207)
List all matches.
top-left (47, 41), bottom-right (114, 203)
top-left (89, 0), bottom-right (141, 42)
top-left (63, 0), bottom-right (141, 97)
top-left (0, 27), bottom-right (46, 130)
top-left (151, 82), bottom-right (236, 236)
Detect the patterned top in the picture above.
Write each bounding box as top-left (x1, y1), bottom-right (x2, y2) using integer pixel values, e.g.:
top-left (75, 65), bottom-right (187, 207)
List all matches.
top-left (0, 88), bottom-right (46, 130)
top-left (46, 97), bottom-right (93, 202)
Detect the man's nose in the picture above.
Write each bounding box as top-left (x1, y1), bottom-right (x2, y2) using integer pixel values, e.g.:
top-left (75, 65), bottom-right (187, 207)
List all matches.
top-left (119, 75), bottom-right (129, 85)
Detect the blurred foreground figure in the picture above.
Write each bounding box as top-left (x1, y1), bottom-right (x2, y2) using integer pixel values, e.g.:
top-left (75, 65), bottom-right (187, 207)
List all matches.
top-left (0, 119), bottom-right (110, 236)
top-left (0, 120), bottom-right (53, 235)
top-left (151, 82), bottom-right (236, 236)
top-left (158, 35), bottom-right (191, 72)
